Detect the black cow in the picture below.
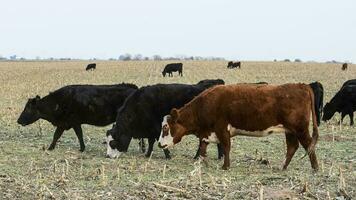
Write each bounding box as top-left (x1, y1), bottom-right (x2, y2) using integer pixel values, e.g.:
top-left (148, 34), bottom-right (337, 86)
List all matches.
top-left (323, 81), bottom-right (356, 126)
top-left (162, 63), bottom-right (183, 77)
top-left (17, 83), bottom-right (138, 151)
top-left (105, 79), bottom-right (225, 159)
top-left (227, 61), bottom-right (241, 69)
top-left (342, 63), bottom-right (348, 71)
top-left (86, 63), bottom-right (96, 71)
top-left (309, 82), bottom-right (324, 126)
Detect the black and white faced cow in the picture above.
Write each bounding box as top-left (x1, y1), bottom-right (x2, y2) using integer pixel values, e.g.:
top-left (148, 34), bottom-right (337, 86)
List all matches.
top-left (106, 79), bottom-right (225, 159)
top-left (17, 83), bottom-right (138, 151)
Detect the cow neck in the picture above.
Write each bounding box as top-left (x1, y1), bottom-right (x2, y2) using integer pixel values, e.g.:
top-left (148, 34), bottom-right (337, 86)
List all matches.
top-left (177, 104), bottom-right (197, 134)
top-left (37, 95), bottom-right (58, 122)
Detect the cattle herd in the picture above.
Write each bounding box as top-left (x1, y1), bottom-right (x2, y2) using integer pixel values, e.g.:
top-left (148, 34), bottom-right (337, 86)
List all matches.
top-left (17, 62), bottom-right (355, 171)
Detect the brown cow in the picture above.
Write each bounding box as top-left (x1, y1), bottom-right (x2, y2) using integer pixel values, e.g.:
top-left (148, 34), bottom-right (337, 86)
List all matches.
top-left (342, 63), bottom-right (348, 71)
top-left (158, 84), bottom-right (319, 170)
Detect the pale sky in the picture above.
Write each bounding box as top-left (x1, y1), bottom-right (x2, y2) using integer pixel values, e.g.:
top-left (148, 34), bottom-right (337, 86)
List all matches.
top-left (0, 0), bottom-right (355, 62)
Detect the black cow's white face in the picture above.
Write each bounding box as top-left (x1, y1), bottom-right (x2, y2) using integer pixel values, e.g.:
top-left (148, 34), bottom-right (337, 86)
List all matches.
top-left (106, 134), bottom-right (122, 158)
top-left (105, 126), bottom-right (132, 158)
top-left (17, 96), bottom-right (41, 126)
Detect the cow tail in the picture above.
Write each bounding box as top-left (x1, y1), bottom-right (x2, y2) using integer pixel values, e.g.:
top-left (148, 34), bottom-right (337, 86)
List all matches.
top-left (308, 86), bottom-right (319, 155)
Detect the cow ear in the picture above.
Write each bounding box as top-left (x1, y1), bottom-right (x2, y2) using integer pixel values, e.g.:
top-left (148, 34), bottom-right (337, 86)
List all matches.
top-left (170, 108), bottom-right (179, 123)
top-left (35, 95), bottom-right (41, 100)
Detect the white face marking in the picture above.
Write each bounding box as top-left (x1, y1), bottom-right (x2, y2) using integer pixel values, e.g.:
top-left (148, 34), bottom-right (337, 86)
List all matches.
top-left (106, 135), bottom-right (122, 158)
top-left (202, 132), bottom-right (220, 143)
top-left (158, 115), bottom-right (174, 149)
top-left (228, 124), bottom-right (286, 137)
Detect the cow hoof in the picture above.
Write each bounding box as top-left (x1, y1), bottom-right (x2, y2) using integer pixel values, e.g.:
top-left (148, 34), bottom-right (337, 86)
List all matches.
top-left (221, 166), bottom-right (229, 170)
top-left (165, 155), bottom-right (172, 160)
top-left (145, 153), bottom-right (151, 158)
top-left (79, 149), bottom-right (85, 152)
top-left (47, 146), bottom-right (55, 151)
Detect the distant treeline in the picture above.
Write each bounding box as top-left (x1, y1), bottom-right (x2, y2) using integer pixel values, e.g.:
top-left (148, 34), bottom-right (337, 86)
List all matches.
top-left (0, 54), bottom-right (225, 61)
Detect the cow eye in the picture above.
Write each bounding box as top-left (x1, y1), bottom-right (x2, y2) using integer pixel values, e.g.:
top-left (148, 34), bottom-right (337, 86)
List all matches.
top-left (109, 140), bottom-right (117, 149)
top-left (163, 124), bottom-right (169, 131)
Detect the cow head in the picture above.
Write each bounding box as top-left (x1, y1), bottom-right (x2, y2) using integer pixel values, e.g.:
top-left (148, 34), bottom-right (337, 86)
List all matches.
top-left (105, 125), bottom-right (132, 158)
top-left (158, 109), bottom-right (187, 149)
top-left (162, 71), bottom-right (166, 77)
top-left (17, 95), bottom-right (42, 126)
top-left (322, 102), bottom-right (336, 122)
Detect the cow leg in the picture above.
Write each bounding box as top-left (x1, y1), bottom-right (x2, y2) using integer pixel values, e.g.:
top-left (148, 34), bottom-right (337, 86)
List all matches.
top-left (139, 138), bottom-right (146, 153)
top-left (282, 133), bottom-right (299, 170)
top-left (194, 141), bottom-right (223, 160)
top-left (217, 144), bottom-right (224, 159)
top-left (48, 127), bottom-right (65, 150)
top-left (145, 138), bottom-right (155, 157)
top-left (163, 149), bottom-right (171, 159)
top-left (199, 140), bottom-right (208, 158)
top-left (340, 112), bottom-right (347, 124)
top-left (297, 133), bottom-right (319, 171)
top-left (193, 140), bottom-right (202, 159)
top-left (349, 112), bottom-right (354, 126)
top-left (219, 134), bottom-right (231, 170)
top-left (73, 125), bottom-right (85, 152)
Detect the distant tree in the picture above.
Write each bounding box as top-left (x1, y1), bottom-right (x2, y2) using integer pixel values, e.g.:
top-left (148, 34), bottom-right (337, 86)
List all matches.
top-left (144, 57), bottom-right (150, 61)
top-left (108, 58), bottom-right (116, 61)
top-left (153, 55), bottom-right (162, 61)
top-left (119, 54), bottom-right (132, 61)
top-left (10, 55), bottom-right (17, 60)
top-left (274, 59), bottom-right (277, 62)
top-left (294, 58), bottom-right (302, 62)
top-left (284, 59), bottom-right (290, 62)
top-left (0, 56), bottom-right (7, 60)
top-left (133, 54), bottom-right (143, 60)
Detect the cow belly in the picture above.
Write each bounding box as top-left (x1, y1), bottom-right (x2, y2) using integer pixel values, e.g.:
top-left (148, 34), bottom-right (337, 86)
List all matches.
top-left (227, 124), bottom-right (287, 137)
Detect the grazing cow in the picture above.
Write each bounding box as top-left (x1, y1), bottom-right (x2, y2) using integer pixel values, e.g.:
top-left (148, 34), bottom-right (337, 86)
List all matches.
top-left (17, 83), bottom-right (138, 151)
top-left (322, 83), bottom-right (356, 126)
top-left (105, 79), bottom-right (225, 159)
top-left (342, 63), bottom-right (348, 71)
top-left (86, 63), bottom-right (96, 71)
top-left (309, 82), bottom-right (324, 126)
top-left (162, 63), bottom-right (183, 77)
top-left (158, 84), bottom-right (319, 170)
top-left (227, 61), bottom-right (241, 69)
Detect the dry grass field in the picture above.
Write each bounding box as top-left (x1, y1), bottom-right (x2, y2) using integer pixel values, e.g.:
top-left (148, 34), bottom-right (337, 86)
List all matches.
top-left (0, 60), bottom-right (355, 199)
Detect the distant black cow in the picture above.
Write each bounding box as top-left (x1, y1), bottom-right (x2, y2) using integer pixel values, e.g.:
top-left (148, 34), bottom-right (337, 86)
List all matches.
top-left (342, 63), bottom-right (348, 71)
top-left (323, 81), bottom-right (356, 126)
top-left (86, 63), bottom-right (96, 71)
top-left (162, 63), bottom-right (183, 77)
top-left (17, 83), bottom-right (138, 151)
top-left (105, 79), bottom-right (225, 159)
top-left (227, 61), bottom-right (241, 69)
